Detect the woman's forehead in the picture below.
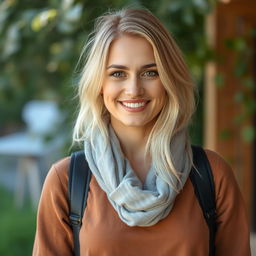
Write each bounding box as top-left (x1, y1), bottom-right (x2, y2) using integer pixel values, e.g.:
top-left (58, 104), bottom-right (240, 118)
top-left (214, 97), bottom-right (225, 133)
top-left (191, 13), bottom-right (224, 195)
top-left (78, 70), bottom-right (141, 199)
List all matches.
top-left (106, 34), bottom-right (156, 67)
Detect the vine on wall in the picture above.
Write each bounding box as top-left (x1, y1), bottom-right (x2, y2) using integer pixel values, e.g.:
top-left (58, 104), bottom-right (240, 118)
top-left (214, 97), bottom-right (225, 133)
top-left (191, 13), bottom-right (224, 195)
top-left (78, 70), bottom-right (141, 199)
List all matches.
top-left (217, 30), bottom-right (256, 143)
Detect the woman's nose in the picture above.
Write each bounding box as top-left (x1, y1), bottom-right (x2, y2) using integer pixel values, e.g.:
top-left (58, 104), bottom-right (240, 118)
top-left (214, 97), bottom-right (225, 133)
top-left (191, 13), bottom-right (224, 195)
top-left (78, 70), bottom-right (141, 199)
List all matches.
top-left (124, 76), bottom-right (144, 96)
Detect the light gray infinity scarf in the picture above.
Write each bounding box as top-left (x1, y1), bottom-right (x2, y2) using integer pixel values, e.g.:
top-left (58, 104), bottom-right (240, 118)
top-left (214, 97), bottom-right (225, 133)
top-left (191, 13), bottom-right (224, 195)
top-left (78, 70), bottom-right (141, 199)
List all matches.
top-left (84, 126), bottom-right (191, 227)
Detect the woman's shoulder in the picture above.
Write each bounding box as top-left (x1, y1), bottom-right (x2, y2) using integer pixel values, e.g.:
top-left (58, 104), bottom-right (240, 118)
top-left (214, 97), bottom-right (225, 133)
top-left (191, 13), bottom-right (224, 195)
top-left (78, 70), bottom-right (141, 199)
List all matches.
top-left (204, 149), bottom-right (233, 176)
top-left (52, 156), bottom-right (71, 177)
top-left (203, 149), bottom-right (240, 197)
top-left (43, 156), bottom-right (71, 192)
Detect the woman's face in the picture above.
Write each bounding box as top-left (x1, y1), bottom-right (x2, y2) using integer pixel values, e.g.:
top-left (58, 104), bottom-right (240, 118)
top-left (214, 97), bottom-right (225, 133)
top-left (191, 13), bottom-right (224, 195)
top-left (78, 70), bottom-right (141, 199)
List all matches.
top-left (102, 34), bottom-right (167, 130)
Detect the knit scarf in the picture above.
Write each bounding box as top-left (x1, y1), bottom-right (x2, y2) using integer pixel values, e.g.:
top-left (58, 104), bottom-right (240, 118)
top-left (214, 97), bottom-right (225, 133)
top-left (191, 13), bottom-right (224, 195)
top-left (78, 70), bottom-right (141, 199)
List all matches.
top-left (84, 125), bottom-right (191, 227)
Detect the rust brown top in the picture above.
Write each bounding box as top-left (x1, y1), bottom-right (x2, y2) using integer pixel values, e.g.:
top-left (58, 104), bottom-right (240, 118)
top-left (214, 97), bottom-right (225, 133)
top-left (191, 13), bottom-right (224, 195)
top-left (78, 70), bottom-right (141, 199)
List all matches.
top-left (33, 150), bottom-right (251, 256)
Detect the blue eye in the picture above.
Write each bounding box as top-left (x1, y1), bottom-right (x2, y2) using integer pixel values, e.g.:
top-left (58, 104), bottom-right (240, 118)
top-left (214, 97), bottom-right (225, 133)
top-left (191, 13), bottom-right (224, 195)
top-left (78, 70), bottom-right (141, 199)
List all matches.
top-left (142, 70), bottom-right (159, 77)
top-left (110, 71), bottom-right (125, 78)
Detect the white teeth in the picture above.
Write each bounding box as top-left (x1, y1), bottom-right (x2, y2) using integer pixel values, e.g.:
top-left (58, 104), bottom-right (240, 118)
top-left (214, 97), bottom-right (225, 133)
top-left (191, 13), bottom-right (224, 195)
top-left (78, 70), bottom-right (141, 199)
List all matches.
top-left (122, 102), bottom-right (146, 108)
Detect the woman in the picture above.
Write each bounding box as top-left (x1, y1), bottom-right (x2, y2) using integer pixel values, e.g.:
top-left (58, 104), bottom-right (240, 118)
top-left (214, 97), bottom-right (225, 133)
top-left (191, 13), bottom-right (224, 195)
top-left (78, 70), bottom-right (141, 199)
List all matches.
top-left (33, 8), bottom-right (251, 255)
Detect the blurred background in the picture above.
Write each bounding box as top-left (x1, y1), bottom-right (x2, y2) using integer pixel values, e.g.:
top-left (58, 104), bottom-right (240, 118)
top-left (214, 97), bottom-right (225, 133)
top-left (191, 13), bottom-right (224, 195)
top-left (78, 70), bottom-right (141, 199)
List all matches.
top-left (0, 0), bottom-right (255, 255)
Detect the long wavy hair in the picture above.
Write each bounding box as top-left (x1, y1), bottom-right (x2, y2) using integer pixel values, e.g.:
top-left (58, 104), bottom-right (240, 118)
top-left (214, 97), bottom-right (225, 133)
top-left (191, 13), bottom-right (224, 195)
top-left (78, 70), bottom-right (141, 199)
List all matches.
top-left (73, 8), bottom-right (196, 189)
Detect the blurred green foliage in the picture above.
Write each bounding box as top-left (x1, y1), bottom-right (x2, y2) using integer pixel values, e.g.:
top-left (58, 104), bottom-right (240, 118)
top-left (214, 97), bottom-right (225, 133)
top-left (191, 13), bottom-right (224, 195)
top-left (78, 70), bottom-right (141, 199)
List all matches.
top-left (223, 32), bottom-right (256, 142)
top-left (0, 186), bottom-right (36, 256)
top-left (0, 0), bottom-right (216, 144)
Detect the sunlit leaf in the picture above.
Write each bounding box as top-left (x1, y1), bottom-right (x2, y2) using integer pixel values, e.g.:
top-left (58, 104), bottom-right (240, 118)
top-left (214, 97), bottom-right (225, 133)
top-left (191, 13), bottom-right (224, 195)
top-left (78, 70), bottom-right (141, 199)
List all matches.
top-left (31, 16), bottom-right (42, 32)
top-left (31, 9), bottom-right (58, 32)
top-left (50, 43), bottom-right (62, 55)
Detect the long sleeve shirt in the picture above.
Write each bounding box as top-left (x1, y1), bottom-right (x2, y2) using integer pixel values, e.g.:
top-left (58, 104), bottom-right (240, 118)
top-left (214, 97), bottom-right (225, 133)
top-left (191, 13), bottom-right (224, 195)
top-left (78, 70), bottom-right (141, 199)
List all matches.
top-left (33, 149), bottom-right (251, 255)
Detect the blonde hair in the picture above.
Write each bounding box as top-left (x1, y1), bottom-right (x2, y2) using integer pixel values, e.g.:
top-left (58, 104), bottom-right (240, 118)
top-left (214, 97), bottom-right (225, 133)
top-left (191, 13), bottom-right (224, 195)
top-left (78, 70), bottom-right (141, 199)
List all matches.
top-left (73, 8), bottom-right (196, 189)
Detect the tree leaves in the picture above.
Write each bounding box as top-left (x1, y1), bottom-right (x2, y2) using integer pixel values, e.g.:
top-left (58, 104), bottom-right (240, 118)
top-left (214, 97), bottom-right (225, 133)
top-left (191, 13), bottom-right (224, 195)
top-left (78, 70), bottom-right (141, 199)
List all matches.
top-left (0, 0), bottom-right (215, 145)
top-left (31, 9), bottom-right (58, 32)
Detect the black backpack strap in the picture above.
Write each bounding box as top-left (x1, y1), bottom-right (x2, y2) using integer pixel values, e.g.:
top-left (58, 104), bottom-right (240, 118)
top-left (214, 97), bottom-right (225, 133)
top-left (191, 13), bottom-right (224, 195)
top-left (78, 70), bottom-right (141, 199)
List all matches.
top-left (68, 151), bottom-right (91, 256)
top-left (190, 145), bottom-right (217, 256)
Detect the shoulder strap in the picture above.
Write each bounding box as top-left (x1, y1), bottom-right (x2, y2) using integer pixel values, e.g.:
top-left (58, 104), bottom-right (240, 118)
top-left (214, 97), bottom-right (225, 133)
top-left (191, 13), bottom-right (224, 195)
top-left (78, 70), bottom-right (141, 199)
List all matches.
top-left (68, 148), bottom-right (216, 255)
top-left (190, 145), bottom-right (217, 256)
top-left (68, 151), bottom-right (91, 256)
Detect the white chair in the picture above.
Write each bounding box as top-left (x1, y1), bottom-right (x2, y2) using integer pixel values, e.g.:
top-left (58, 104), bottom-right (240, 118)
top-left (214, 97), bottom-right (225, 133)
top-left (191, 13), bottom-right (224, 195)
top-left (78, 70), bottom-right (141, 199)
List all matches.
top-left (0, 100), bottom-right (64, 208)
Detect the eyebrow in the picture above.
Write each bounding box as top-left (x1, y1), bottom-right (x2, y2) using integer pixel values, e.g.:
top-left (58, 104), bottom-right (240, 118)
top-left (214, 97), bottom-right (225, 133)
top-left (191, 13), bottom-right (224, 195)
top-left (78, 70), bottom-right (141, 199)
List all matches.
top-left (106, 63), bottom-right (157, 70)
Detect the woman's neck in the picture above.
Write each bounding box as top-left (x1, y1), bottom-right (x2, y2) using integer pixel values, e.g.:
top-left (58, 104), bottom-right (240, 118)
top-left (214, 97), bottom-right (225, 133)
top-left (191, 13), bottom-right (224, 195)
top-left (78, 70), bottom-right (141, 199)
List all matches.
top-left (111, 120), bottom-right (153, 182)
top-left (111, 123), bottom-right (150, 157)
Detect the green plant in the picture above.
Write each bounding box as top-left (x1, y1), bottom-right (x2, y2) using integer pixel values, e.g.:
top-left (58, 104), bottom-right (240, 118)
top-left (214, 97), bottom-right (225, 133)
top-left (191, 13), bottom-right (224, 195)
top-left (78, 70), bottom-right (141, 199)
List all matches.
top-left (0, 186), bottom-right (36, 256)
top-left (220, 31), bottom-right (256, 142)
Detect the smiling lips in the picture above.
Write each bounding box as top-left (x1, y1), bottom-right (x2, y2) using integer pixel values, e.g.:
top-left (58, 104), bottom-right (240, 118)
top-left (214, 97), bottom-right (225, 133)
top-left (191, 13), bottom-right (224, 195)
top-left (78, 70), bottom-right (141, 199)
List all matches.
top-left (118, 100), bottom-right (149, 112)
